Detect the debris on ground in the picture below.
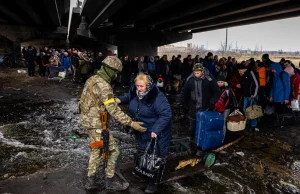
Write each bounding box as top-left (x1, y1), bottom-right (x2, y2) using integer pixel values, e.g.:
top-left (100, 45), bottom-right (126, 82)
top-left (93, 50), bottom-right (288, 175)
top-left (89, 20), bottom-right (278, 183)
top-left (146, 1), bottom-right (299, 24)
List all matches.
top-left (236, 152), bottom-right (245, 157)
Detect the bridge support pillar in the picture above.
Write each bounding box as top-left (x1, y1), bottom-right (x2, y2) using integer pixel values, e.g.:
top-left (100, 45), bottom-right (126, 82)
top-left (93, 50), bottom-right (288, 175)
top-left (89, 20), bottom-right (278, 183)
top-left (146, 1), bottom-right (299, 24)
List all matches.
top-left (13, 40), bottom-right (21, 64)
top-left (116, 31), bottom-right (192, 57)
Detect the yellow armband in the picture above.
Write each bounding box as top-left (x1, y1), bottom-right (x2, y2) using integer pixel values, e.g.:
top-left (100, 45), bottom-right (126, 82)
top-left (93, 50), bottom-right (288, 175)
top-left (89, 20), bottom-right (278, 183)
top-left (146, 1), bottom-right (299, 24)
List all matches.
top-left (103, 98), bottom-right (115, 105)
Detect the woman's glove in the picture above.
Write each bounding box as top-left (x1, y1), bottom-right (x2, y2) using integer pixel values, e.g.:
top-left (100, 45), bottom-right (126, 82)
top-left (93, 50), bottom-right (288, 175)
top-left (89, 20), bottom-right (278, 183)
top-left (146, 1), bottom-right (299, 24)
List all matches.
top-left (130, 121), bottom-right (147, 132)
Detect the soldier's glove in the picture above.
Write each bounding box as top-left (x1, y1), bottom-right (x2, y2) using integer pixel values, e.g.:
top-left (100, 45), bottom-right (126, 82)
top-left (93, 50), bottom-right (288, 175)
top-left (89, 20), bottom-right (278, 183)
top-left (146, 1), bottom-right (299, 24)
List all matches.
top-left (130, 122), bottom-right (147, 132)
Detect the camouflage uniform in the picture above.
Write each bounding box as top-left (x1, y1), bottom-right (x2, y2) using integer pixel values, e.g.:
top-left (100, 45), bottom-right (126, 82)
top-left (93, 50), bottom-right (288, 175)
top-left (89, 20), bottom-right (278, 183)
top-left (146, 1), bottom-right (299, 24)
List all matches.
top-left (79, 74), bottom-right (132, 178)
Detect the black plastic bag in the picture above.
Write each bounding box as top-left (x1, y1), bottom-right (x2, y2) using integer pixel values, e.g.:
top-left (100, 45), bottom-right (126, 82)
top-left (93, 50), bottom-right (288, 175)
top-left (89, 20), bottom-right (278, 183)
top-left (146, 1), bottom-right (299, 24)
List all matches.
top-left (132, 138), bottom-right (166, 184)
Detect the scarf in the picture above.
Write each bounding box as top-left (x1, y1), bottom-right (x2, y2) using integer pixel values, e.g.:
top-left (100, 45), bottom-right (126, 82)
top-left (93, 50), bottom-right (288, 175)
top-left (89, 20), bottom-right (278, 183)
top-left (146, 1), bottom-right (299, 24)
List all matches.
top-left (136, 75), bottom-right (153, 100)
top-left (194, 75), bottom-right (205, 110)
top-left (97, 66), bottom-right (117, 83)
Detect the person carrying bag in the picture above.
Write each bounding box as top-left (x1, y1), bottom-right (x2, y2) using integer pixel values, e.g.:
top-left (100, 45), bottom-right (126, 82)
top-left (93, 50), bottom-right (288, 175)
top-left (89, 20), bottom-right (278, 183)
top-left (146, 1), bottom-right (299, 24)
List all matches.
top-left (133, 138), bottom-right (166, 185)
top-left (245, 98), bottom-right (263, 120)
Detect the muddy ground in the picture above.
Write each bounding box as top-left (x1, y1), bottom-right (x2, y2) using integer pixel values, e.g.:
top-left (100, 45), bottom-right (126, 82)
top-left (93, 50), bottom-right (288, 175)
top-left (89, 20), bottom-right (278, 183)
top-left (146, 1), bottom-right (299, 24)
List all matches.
top-left (0, 67), bottom-right (300, 194)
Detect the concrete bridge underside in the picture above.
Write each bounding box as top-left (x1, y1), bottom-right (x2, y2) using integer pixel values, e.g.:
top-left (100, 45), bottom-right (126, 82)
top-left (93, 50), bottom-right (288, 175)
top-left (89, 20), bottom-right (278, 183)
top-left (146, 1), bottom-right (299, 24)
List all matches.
top-left (1, 0), bottom-right (300, 57)
top-left (68, 0), bottom-right (300, 56)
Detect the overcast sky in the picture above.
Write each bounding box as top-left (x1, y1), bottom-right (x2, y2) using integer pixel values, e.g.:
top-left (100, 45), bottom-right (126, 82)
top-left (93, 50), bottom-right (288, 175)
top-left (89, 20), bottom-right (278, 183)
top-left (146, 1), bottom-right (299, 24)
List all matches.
top-left (173, 16), bottom-right (300, 52)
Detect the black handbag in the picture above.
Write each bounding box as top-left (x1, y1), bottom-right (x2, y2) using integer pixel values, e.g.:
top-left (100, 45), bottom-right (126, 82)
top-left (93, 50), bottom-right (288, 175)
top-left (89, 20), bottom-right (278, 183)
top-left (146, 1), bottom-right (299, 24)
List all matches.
top-left (277, 106), bottom-right (298, 126)
top-left (132, 138), bottom-right (166, 184)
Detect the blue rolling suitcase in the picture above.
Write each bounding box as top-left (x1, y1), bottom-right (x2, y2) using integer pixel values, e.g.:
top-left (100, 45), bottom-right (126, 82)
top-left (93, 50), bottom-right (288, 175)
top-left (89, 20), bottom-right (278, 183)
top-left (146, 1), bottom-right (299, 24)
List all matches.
top-left (195, 111), bottom-right (224, 151)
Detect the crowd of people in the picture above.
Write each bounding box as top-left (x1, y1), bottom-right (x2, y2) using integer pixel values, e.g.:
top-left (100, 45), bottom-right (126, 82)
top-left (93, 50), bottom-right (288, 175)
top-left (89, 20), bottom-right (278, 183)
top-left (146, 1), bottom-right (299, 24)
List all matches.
top-left (21, 46), bottom-right (300, 134)
top-left (21, 46), bottom-right (300, 192)
top-left (117, 52), bottom-right (300, 157)
top-left (22, 46), bottom-right (105, 82)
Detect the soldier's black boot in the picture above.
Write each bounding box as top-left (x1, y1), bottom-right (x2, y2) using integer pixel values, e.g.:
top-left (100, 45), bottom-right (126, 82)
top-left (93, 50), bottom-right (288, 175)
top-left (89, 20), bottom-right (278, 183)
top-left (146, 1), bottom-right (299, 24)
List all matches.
top-left (145, 182), bottom-right (157, 193)
top-left (106, 175), bottom-right (129, 191)
top-left (85, 176), bottom-right (97, 190)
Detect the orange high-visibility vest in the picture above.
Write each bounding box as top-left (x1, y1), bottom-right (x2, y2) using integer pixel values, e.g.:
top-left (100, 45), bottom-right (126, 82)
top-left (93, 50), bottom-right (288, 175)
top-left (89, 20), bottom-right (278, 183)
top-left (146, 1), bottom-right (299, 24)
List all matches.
top-left (257, 67), bottom-right (266, 87)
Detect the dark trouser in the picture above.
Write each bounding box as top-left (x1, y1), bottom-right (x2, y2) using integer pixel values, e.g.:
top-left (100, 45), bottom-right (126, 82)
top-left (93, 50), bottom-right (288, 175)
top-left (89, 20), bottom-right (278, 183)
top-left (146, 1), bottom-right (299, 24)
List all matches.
top-left (188, 108), bottom-right (199, 140)
top-left (258, 86), bottom-right (266, 107)
top-left (39, 65), bottom-right (46, 76)
top-left (28, 64), bottom-right (35, 76)
top-left (274, 102), bottom-right (285, 114)
top-left (189, 118), bottom-right (196, 140)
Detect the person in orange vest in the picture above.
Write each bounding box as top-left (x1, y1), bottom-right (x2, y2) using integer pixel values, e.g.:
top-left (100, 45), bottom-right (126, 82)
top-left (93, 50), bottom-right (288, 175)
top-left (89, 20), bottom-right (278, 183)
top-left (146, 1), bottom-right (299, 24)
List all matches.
top-left (256, 60), bottom-right (267, 108)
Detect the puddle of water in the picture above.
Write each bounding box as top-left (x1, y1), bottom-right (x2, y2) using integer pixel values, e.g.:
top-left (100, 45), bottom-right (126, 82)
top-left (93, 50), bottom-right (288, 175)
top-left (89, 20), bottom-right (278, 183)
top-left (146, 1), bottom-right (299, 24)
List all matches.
top-left (1, 90), bottom-right (300, 194)
top-left (0, 100), bottom-right (90, 179)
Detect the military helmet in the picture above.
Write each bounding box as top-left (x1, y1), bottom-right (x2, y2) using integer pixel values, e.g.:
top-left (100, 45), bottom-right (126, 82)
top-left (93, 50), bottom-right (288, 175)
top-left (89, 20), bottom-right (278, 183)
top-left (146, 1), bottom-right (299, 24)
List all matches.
top-left (193, 63), bottom-right (204, 72)
top-left (102, 56), bottom-right (122, 72)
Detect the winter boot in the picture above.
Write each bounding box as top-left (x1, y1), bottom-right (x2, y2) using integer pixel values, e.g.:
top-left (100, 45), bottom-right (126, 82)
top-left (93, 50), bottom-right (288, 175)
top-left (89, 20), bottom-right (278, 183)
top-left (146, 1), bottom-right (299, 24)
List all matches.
top-left (106, 175), bottom-right (129, 191)
top-left (145, 182), bottom-right (157, 193)
top-left (85, 176), bottom-right (97, 190)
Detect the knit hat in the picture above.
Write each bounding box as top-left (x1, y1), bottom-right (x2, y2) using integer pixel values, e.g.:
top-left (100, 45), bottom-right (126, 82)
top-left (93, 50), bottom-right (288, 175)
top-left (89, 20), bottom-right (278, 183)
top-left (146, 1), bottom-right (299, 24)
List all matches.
top-left (217, 75), bottom-right (226, 82)
top-left (284, 66), bottom-right (295, 76)
top-left (193, 63), bottom-right (204, 72)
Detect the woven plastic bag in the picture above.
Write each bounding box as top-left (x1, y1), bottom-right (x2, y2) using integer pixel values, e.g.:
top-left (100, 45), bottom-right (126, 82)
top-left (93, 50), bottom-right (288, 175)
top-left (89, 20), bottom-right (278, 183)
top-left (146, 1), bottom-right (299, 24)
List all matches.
top-left (227, 110), bottom-right (247, 132)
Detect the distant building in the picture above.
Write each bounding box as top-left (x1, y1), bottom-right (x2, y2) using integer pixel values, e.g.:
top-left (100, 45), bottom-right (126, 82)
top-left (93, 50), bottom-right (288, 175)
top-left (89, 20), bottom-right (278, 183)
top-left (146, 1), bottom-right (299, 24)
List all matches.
top-left (187, 43), bottom-right (192, 48)
top-left (201, 45), bottom-right (204, 50)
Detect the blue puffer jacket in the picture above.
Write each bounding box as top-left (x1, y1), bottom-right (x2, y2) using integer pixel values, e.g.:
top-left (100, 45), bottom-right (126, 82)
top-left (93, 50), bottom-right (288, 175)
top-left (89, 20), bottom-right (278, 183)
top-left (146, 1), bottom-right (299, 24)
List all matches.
top-left (60, 56), bottom-right (72, 69)
top-left (148, 62), bottom-right (156, 73)
top-left (118, 84), bottom-right (172, 156)
top-left (269, 63), bottom-right (290, 102)
top-left (203, 58), bottom-right (217, 77)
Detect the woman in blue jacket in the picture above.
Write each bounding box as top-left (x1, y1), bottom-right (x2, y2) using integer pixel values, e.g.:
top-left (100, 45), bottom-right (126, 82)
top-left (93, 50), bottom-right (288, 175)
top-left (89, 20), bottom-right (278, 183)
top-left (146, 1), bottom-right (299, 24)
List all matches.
top-left (60, 52), bottom-right (72, 71)
top-left (269, 62), bottom-right (290, 114)
top-left (116, 73), bottom-right (172, 193)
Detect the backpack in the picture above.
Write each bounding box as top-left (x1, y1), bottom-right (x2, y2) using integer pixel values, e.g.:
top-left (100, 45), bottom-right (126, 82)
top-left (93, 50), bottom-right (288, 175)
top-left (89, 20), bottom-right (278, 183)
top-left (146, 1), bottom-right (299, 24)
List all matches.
top-left (215, 89), bottom-right (230, 113)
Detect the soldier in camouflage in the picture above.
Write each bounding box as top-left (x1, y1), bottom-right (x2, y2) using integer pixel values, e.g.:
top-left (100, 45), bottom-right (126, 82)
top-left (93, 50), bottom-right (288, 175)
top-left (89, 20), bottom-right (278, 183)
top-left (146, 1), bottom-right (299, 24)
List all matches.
top-left (79, 56), bottom-right (147, 191)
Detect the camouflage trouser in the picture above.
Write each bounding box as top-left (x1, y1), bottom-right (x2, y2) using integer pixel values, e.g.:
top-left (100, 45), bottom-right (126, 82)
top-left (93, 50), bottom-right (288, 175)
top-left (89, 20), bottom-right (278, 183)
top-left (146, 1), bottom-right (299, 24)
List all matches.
top-left (87, 129), bottom-right (120, 178)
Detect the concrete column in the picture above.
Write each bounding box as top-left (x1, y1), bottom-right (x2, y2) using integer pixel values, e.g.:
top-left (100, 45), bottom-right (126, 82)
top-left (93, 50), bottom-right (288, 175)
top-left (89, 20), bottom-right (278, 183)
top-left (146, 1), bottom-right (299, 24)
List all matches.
top-left (12, 40), bottom-right (21, 64)
top-left (116, 31), bottom-right (192, 58)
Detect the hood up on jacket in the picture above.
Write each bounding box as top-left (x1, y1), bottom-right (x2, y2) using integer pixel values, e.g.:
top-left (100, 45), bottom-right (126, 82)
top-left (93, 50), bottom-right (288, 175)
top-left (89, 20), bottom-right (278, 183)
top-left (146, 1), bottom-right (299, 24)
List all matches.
top-left (270, 63), bottom-right (283, 76)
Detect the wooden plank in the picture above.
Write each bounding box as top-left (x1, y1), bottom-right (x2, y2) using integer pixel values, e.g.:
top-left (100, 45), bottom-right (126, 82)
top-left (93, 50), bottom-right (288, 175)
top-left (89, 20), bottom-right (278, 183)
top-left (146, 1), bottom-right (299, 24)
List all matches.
top-left (214, 136), bottom-right (244, 152)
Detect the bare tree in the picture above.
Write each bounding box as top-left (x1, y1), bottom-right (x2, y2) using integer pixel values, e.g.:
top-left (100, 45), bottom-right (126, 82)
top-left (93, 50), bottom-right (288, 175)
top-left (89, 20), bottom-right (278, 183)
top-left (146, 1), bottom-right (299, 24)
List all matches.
top-left (219, 41), bottom-right (233, 54)
top-left (254, 44), bottom-right (260, 55)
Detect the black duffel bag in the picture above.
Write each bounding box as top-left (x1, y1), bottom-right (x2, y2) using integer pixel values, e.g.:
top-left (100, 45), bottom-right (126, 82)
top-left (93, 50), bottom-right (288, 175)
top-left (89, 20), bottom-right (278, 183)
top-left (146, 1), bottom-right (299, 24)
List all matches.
top-left (132, 138), bottom-right (166, 184)
top-left (278, 112), bottom-right (298, 126)
top-left (276, 106), bottom-right (298, 126)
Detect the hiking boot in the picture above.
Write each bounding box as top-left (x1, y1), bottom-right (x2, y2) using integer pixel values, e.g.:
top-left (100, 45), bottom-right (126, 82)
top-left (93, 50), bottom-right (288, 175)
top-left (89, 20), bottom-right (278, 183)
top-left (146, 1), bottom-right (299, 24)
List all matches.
top-left (106, 175), bottom-right (129, 191)
top-left (85, 176), bottom-right (97, 190)
top-left (145, 182), bottom-right (157, 193)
